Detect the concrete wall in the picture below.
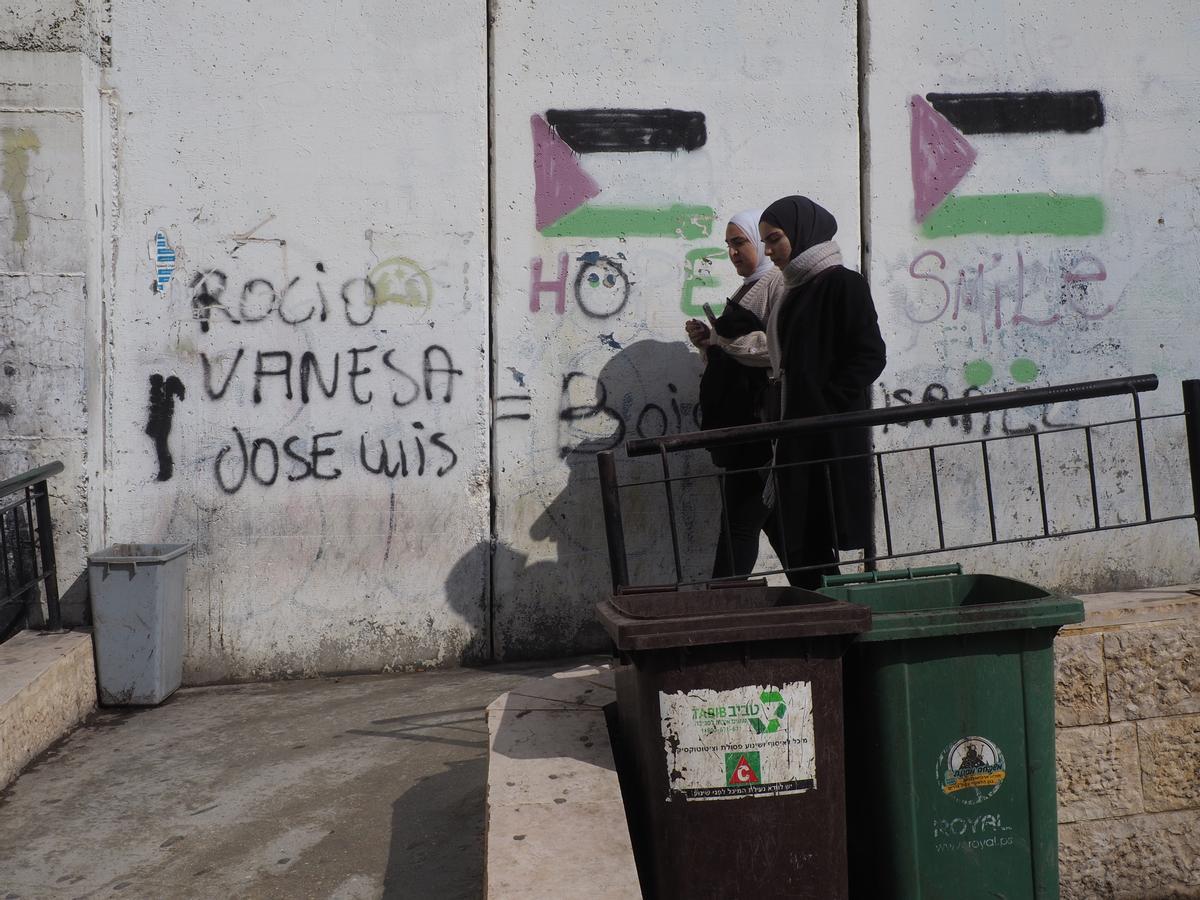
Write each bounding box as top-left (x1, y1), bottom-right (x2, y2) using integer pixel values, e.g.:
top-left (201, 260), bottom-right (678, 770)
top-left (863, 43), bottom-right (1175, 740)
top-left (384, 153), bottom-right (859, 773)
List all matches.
top-left (1, 1), bottom-right (1198, 676)
top-left (0, 27), bottom-right (101, 616)
top-left (97, 2), bottom-right (490, 680)
top-left (865, 0), bottom-right (1200, 589)
top-left (491, 0), bottom-right (860, 657)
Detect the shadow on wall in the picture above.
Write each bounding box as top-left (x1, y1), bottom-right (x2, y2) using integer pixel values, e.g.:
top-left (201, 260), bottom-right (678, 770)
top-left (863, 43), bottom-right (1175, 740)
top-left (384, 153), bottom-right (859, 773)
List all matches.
top-left (446, 338), bottom-right (721, 662)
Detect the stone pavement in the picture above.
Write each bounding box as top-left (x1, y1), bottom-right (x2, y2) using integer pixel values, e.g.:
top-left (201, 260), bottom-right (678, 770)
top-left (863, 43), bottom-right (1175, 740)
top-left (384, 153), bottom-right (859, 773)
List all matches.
top-left (0, 658), bottom-right (600, 900)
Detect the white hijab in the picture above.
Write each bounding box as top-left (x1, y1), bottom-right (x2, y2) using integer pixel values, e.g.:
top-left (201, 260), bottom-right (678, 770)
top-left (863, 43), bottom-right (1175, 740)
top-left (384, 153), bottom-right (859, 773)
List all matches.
top-left (729, 209), bottom-right (775, 286)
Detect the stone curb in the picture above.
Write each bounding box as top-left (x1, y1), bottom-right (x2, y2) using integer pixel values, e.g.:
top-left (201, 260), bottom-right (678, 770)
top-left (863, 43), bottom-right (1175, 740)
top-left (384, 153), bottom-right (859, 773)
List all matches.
top-left (0, 629), bottom-right (96, 789)
top-left (484, 663), bottom-right (641, 899)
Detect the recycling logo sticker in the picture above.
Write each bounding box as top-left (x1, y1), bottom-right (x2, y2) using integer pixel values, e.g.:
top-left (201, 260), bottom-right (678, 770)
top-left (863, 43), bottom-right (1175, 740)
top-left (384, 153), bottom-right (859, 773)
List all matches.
top-left (748, 691), bottom-right (786, 734)
top-left (658, 683), bottom-right (816, 801)
top-left (938, 736), bottom-right (1007, 805)
top-left (726, 752), bottom-right (761, 785)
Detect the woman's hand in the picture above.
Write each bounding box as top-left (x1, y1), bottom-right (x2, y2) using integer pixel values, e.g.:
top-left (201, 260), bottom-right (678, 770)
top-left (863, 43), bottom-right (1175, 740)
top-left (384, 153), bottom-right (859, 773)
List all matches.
top-left (685, 318), bottom-right (711, 348)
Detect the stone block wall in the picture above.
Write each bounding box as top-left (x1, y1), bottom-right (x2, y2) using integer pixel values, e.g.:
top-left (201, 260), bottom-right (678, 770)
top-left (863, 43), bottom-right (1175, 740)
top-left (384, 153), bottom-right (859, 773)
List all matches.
top-left (1056, 586), bottom-right (1200, 898)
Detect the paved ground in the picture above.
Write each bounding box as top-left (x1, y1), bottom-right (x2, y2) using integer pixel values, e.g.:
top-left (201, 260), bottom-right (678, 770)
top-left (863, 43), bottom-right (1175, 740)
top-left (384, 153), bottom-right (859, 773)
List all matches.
top-left (0, 658), bottom-right (600, 900)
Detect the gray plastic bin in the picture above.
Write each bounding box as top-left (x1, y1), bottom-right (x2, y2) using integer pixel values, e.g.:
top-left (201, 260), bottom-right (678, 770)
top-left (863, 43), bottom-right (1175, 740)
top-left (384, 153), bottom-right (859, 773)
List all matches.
top-left (87, 543), bottom-right (191, 705)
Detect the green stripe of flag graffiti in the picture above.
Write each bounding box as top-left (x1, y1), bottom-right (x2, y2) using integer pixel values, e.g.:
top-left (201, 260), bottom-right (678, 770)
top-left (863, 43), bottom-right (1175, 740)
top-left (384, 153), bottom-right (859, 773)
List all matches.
top-left (921, 194), bottom-right (1105, 238)
top-left (540, 204), bottom-right (716, 240)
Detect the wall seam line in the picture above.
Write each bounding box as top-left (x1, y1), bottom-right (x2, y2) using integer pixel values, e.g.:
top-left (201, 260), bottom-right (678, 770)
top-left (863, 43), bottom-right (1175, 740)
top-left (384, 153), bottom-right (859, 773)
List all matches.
top-left (857, 0), bottom-right (871, 278)
top-left (857, 0), bottom-right (880, 569)
top-left (485, 0), bottom-right (498, 663)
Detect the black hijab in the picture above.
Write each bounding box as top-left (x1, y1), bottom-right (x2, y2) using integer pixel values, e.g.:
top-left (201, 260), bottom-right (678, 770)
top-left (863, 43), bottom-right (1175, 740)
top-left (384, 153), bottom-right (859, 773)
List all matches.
top-left (760, 196), bottom-right (838, 260)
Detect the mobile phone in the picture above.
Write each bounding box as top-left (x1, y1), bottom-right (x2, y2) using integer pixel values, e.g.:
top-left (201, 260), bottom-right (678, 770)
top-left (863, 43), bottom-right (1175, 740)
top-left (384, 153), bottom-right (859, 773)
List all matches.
top-left (702, 303), bottom-right (718, 327)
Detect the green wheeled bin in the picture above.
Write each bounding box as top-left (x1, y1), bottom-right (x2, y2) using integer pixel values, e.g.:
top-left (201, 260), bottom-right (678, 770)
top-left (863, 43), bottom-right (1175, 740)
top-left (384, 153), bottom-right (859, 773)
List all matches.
top-left (818, 565), bottom-right (1084, 900)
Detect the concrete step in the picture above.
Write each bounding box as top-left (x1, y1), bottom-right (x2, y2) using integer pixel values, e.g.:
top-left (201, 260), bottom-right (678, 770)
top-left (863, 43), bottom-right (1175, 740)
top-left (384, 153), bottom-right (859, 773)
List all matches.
top-left (0, 629), bottom-right (96, 789)
top-left (485, 664), bottom-right (641, 899)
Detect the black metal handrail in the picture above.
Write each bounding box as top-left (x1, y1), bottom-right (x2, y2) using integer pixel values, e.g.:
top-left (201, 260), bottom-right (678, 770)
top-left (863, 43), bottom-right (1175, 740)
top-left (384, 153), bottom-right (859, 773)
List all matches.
top-left (0, 461), bottom-right (64, 638)
top-left (598, 375), bottom-right (1200, 593)
top-left (625, 374), bottom-right (1159, 456)
top-left (0, 461), bottom-right (65, 498)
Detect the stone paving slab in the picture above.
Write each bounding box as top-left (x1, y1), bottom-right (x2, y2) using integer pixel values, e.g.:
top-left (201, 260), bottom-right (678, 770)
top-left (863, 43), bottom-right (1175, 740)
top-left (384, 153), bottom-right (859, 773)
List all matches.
top-left (0, 658), bottom-right (600, 899)
top-left (1061, 583), bottom-right (1200, 632)
top-left (485, 666), bottom-right (639, 899)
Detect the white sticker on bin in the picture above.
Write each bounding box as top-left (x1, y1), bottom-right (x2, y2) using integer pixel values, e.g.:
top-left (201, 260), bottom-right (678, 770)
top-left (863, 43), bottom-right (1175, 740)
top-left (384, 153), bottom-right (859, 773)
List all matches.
top-left (659, 681), bottom-right (816, 801)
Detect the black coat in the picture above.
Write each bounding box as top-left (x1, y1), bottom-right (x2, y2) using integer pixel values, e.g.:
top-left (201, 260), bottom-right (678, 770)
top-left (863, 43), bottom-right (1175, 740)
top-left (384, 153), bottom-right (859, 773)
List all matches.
top-left (699, 297), bottom-right (771, 469)
top-left (773, 265), bottom-right (886, 553)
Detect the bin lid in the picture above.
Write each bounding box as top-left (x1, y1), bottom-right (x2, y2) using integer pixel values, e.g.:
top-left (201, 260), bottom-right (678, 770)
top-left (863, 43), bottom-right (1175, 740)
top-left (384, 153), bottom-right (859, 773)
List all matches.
top-left (817, 571), bottom-right (1084, 642)
top-left (596, 583), bottom-right (871, 651)
top-left (88, 543), bottom-right (192, 566)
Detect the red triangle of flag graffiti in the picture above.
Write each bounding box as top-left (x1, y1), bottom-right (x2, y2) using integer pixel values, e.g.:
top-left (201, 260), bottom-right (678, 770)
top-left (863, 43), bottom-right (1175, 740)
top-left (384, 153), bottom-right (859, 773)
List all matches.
top-left (910, 95), bottom-right (977, 222)
top-left (729, 755), bottom-right (760, 785)
top-left (531, 114), bottom-right (601, 231)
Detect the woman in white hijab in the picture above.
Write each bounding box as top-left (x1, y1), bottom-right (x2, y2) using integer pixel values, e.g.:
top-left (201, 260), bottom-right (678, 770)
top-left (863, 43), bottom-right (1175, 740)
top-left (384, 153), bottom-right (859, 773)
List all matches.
top-left (685, 209), bottom-right (786, 578)
top-left (685, 209), bottom-right (782, 366)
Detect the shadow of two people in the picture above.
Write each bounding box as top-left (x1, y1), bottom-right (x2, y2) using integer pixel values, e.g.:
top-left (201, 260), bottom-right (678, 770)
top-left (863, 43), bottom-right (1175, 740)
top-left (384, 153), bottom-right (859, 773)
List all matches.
top-left (445, 338), bottom-right (720, 663)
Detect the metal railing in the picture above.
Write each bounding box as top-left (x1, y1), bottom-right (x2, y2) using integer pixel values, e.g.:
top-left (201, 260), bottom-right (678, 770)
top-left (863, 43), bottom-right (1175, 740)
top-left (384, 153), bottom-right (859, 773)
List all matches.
top-left (0, 462), bottom-right (64, 639)
top-left (597, 375), bottom-right (1200, 593)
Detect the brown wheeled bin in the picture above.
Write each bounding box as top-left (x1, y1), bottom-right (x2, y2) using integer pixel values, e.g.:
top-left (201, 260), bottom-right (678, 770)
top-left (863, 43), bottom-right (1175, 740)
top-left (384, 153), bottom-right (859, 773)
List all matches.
top-left (598, 583), bottom-right (870, 899)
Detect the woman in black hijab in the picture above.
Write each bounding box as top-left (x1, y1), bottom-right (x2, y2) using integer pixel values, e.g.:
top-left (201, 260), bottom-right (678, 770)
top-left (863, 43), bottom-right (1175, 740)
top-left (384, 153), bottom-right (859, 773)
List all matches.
top-left (756, 195), bottom-right (886, 588)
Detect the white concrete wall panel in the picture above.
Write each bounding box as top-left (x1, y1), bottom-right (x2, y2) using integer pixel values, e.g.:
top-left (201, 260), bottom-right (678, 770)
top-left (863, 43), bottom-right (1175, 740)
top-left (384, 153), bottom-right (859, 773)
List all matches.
top-left (0, 50), bottom-right (89, 604)
top-left (101, 2), bottom-right (489, 680)
top-left (865, 0), bottom-right (1200, 590)
top-left (491, 0), bottom-right (861, 657)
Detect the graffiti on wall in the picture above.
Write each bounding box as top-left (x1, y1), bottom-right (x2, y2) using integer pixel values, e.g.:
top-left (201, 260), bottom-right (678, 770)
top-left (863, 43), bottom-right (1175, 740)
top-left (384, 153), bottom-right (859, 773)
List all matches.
top-left (532, 109), bottom-right (714, 239)
top-left (911, 91), bottom-right (1106, 237)
top-left (898, 88), bottom-right (1115, 398)
top-left (529, 251), bottom-right (633, 317)
top-left (877, 378), bottom-right (1071, 437)
top-left (529, 107), bottom-right (731, 321)
top-left (189, 255), bottom-right (433, 332)
top-left (903, 245), bottom-right (1112, 341)
top-left (495, 340), bottom-right (702, 457)
top-left (521, 106), bottom-right (731, 459)
top-left (145, 374), bottom-right (185, 481)
top-left (556, 365), bottom-right (701, 457)
top-left (528, 246), bottom-right (728, 318)
top-left (204, 337), bottom-right (463, 494)
top-left (154, 232), bottom-right (177, 293)
top-left (148, 240), bottom-right (457, 492)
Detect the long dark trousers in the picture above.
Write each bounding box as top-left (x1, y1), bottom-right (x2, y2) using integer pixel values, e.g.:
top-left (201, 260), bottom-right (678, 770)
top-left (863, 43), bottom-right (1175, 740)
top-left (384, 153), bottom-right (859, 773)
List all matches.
top-left (711, 468), bottom-right (840, 590)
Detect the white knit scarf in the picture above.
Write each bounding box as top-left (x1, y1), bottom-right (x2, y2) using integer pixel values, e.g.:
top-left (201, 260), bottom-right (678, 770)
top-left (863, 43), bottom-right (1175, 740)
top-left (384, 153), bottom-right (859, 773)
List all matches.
top-left (766, 241), bottom-right (843, 376)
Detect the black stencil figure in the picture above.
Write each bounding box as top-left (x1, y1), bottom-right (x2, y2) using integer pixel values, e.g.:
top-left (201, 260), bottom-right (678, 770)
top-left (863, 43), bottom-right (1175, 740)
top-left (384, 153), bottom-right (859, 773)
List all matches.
top-left (146, 374), bottom-right (186, 481)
